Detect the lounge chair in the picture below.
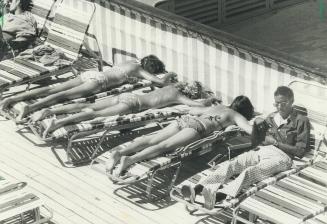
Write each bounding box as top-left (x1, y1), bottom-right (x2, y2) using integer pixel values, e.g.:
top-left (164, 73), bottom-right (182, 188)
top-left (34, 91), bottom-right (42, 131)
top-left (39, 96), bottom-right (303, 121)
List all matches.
top-left (170, 80), bottom-right (327, 217)
top-left (0, 0), bottom-right (96, 95)
top-left (0, 176), bottom-right (53, 224)
top-left (0, 76), bottom-right (157, 122)
top-left (230, 80), bottom-right (327, 224)
top-left (92, 125), bottom-right (248, 198)
top-left (31, 105), bottom-right (189, 167)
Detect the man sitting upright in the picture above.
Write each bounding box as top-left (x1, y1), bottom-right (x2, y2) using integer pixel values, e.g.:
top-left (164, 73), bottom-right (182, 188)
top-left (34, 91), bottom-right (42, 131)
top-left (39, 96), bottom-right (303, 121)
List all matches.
top-left (181, 86), bottom-right (311, 209)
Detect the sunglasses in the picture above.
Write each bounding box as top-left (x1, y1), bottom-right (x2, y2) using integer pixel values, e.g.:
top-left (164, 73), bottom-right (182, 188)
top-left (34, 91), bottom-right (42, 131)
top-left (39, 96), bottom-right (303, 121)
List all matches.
top-left (273, 101), bottom-right (289, 107)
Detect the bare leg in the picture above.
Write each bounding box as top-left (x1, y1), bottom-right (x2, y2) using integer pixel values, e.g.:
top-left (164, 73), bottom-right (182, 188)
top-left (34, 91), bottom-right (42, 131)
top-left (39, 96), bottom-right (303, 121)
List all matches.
top-left (42, 100), bottom-right (130, 138)
top-left (106, 122), bottom-right (180, 173)
top-left (114, 127), bottom-right (201, 177)
top-left (17, 81), bottom-right (100, 122)
top-left (31, 96), bottom-right (119, 122)
top-left (0, 77), bottom-right (83, 110)
top-left (30, 102), bottom-right (93, 122)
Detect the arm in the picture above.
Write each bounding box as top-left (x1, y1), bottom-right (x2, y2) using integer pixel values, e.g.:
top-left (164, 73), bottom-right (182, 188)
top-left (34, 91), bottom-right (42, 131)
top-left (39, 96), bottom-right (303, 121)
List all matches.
top-left (232, 112), bottom-right (252, 135)
top-left (176, 95), bottom-right (209, 107)
top-left (277, 118), bottom-right (310, 158)
top-left (263, 117), bottom-right (311, 158)
top-left (188, 106), bottom-right (211, 116)
top-left (177, 94), bottom-right (220, 107)
top-left (138, 69), bottom-right (176, 86)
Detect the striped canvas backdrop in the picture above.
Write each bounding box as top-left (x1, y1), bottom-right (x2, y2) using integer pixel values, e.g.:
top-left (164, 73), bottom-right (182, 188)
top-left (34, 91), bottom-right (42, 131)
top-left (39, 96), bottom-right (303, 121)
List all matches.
top-left (38, 0), bottom-right (326, 115)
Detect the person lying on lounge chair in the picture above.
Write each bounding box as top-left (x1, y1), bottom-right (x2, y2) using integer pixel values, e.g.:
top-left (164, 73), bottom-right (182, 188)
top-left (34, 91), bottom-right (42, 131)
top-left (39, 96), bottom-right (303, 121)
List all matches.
top-left (37, 81), bottom-right (218, 138)
top-left (180, 86), bottom-right (310, 210)
top-left (105, 95), bottom-right (255, 180)
top-left (0, 55), bottom-right (176, 120)
top-left (0, 0), bottom-right (37, 57)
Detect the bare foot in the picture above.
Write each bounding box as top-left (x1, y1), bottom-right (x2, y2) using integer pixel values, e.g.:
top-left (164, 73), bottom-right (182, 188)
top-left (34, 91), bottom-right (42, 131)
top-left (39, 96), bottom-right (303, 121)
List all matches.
top-left (16, 105), bottom-right (29, 123)
top-left (113, 156), bottom-right (132, 178)
top-left (105, 151), bottom-right (121, 174)
top-left (0, 98), bottom-right (13, 111)
top-left (30, 109), bottom-right (51, 122)
top-left (42, 118), bottom-right (56, 139)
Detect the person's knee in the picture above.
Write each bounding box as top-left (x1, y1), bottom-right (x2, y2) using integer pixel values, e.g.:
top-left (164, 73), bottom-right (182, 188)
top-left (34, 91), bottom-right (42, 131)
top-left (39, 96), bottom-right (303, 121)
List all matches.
top-left (278, 156), bottom-right (292, 170)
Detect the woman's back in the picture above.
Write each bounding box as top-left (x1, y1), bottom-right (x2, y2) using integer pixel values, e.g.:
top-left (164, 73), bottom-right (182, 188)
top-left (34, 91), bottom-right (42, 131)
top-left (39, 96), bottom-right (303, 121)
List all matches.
top-left (101, 60), bottom-right (140, 87)
top-left (139, 86), bottom-right (180, 109)
top-left (199, 105), bottom-right (236, 129)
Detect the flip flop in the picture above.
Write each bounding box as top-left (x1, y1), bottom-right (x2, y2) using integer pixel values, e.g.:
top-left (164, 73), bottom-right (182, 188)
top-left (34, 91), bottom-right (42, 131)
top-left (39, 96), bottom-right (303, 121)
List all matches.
top-left (181, 185), bottom-right (196, 204)
top-left (202, 187), bottom-right (216, 210)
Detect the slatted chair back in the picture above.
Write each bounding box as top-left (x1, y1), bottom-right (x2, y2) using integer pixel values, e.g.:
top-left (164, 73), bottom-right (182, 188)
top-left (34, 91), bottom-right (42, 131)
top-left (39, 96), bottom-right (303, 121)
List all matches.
top-left (30, 0), bottom-right (56, 36)
top-left (44, 0), bottom-right (96, 60)
top-left (231, 81), bottom-right (327, 224)
top-left (289, 80), bottom-right (327, 163)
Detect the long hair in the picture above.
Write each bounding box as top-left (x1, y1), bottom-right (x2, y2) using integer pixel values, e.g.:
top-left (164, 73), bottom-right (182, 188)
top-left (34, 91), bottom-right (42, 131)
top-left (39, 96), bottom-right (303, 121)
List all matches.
top-left (230, 95), bottom-right (254, 120)
top-left (140, 55), bottom-right (166, 74)
top-left (175, 81), bottom-right (213, 99)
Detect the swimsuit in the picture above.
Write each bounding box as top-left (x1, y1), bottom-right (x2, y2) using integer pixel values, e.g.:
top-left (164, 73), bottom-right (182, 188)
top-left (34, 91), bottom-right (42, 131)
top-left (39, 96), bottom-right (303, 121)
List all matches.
top-left (80, 66), bottom-right (138, 91)
top-left (176, 115), bottom-right (224, 138)
top-left (118, 92), bottom-right (142, 113)
top-left (80, 71), bottom-right (109, 90)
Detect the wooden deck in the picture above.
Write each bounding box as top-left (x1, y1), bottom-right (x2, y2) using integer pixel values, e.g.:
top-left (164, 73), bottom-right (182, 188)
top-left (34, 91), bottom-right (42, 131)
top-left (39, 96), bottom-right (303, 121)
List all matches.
top-left (0, 113), bottom-right (233, 224)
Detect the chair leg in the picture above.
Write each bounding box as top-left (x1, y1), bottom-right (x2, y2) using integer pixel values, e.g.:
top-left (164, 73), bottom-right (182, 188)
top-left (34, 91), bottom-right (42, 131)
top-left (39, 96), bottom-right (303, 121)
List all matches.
top-left (167, 163), bottom-right (182, 194)
top-left (34, 207), bottom-right (41, 222)
top-left (146, 170), bottom-right (159, 200)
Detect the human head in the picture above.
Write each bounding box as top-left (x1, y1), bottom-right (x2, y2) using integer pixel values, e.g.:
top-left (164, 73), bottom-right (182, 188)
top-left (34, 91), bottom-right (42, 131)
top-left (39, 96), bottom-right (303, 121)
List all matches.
top-left (175, 81), bottom-right (213, 99)
top-left (230, 95), bottom-right (254, 120)
top-left (140, 55), bottom-right (166, 75)
top-left (9, 0), bottom-right (33, 12)
top-left (274, 86), bottom-right (294, 119)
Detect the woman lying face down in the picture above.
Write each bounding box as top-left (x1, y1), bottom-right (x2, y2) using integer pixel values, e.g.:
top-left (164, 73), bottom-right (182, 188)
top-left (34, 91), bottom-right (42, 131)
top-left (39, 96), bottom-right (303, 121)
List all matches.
top-left (105, 95), bottom-right (254, 180)
top-left (30, 81), bottom-right (218, 138)
top-left (0, 55), bottom-right (177, 121)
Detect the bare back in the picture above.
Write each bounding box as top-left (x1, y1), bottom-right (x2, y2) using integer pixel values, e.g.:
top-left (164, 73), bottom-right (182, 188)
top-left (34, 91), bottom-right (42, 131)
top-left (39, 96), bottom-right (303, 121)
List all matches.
top-left (197, 105), bottom-right (236, 129)
top-left (194, 105), bottom-right (252, 134)
top-left (138, 86), bottom-right (180, 110)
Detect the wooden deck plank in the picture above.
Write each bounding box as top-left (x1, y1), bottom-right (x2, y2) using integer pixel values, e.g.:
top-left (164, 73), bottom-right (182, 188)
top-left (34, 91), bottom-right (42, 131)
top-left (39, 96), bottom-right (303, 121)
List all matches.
top-left (0, 118), bottom-right (209, 224)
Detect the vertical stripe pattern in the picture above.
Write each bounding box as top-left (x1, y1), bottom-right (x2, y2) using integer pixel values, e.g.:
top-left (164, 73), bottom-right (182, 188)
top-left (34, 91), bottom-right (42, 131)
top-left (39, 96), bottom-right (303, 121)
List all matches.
top-left (34, 0), bottom-right (327, 115)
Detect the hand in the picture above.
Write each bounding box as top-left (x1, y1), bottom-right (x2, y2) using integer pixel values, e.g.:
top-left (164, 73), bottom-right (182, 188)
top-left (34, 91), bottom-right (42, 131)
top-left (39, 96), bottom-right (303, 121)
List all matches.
top-left (203, 97), bottom-right (221, 106)
top-left (262, 135), bottom-right (277, 146)
top-left (165, 72), bottom-right (178, 83)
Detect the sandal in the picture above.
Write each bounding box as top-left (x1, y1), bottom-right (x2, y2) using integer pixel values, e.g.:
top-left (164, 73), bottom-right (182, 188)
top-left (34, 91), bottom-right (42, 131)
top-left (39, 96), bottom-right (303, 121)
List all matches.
top-left (181, 185), bottom-right (196, 204)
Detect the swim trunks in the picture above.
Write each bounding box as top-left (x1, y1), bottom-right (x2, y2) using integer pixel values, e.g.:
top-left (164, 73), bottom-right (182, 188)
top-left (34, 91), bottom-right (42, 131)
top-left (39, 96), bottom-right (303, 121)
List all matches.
top-left (118, 92), bottom-right (142, 113)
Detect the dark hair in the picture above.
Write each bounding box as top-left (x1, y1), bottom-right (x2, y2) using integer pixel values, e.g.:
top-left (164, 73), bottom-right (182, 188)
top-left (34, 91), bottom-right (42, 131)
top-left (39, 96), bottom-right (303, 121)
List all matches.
top-left (274, 86), bottom-right (294, 100)
top-left (175, 81), bottom-right (213, 99)
top-left (140, 55), bottom-right (166, 74)
top-left (20, 0), bottom-right (33, 11)
top-left (230, 95), bottom-right (254, 120)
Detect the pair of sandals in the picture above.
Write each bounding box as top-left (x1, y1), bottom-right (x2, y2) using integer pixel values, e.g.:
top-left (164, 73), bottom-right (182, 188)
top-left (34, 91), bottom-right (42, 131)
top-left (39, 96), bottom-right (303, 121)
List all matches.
top-left (181, 185), bottom-right (229, 210)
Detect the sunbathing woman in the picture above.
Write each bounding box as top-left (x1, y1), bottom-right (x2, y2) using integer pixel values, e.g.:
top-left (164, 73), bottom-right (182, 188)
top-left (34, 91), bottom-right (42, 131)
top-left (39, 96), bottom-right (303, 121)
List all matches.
top-left (38, 81), bottom-right (218, 138)
top-left (106, 95), bottom-right (254, 179)
top-left (0, 55), bottom-right (176, 120)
